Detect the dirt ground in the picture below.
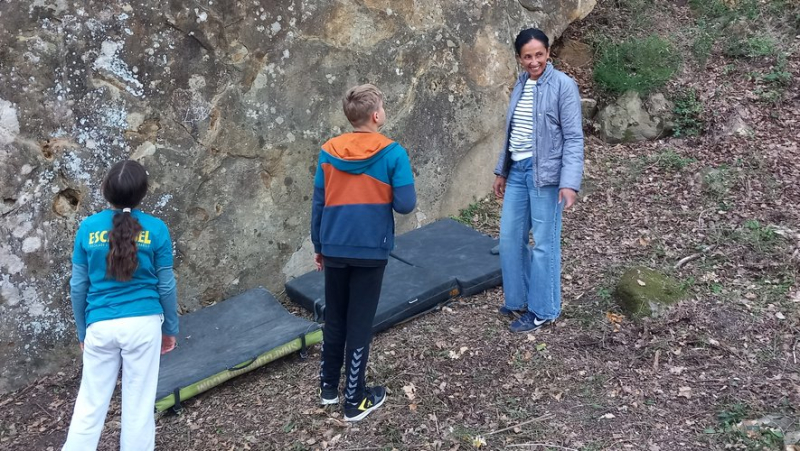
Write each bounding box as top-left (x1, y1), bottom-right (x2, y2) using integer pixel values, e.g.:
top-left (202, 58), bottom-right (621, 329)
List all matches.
top-left (1, 1), bottom-right (799, 450)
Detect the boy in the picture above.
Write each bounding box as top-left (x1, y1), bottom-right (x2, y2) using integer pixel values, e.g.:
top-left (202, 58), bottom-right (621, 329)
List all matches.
top-left (311, 84), bottom-right (416, 422)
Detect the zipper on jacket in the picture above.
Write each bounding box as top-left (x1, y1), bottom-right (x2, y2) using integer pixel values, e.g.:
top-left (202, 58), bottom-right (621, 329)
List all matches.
top-left (534, 81), bottom-right (540, 187)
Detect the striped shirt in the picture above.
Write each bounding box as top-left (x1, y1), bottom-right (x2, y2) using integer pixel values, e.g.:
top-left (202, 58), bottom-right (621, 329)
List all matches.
top-left (509, 79), bottom-right (536, 161)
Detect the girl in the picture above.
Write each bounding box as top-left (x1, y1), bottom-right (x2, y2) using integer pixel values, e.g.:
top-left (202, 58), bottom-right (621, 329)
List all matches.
top-left (63, 160), bottom-right (179, 451)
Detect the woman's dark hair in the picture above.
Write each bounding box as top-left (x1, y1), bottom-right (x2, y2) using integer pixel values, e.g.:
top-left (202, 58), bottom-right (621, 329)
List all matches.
top-left (102, 160), bottom-right (148, 281)
top-left (514, 28), bottom-right (549, 55)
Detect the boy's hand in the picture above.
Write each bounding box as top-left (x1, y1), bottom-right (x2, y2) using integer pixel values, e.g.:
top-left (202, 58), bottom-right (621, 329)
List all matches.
top-left (314, 253), bottom-right (324, 271)
top-left (161, 335), bottom-right (177, 355)
top-left (79, 342), bottom-right (84, 352)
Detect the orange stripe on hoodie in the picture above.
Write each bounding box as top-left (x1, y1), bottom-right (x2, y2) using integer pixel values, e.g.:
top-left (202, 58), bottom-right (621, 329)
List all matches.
top-left (321, 164), bottom-right (392, 206)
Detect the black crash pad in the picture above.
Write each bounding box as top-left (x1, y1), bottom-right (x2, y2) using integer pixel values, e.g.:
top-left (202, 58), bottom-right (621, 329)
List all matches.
top-left (391, 219), bottom-right (501, 296)
top-left (155, 287), bottom-right (321, 411)
top-left (285, 257), bottom-right (459, 333)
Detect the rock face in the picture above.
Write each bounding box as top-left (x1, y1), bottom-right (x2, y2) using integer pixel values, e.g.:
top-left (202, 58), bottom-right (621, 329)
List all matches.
top-left (581, 98), bottom-right (598, 120)
top-left (555, 39), bottom-right (593, 68)
top-left (595, 91), bottom-right (675, 143)
top-left (0, 0), bottom-right (595, 392)
top-left (614, 267), bottom-right (685, 318)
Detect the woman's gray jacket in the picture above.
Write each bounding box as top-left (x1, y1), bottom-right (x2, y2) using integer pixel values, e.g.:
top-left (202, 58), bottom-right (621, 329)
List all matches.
top-left (493, 63), bottom-right (584, 192)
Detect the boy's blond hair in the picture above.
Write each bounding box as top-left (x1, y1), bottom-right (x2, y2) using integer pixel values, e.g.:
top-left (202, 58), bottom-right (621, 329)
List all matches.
top-left (342, 84), bottom-right (384, 126)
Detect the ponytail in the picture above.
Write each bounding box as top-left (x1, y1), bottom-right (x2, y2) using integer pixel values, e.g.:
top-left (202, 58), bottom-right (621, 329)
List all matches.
top-left (101, 160), bottom-right (149, 281)
top-left (106, 210), bottom-right (142, 281)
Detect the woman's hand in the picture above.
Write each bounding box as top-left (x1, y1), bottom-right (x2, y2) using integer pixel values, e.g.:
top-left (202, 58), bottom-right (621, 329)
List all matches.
top-left (314, 253), bottom-right (324, 271)
top-left (493, 176), bottom-right (507, 199)
top-left (161, 335), bottom-right (177, 355)
top-left (558, 188), bottom-right (577, 210)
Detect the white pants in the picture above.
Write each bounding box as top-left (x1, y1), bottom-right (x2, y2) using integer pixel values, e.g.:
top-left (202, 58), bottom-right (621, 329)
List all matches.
top-left (63, 315), bottom-right (162, 451)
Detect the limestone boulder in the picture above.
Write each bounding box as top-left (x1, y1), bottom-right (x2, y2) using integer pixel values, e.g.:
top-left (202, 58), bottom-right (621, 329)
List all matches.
top-left (581, 98), bottom-right (598, 120)
top-left (555, 39), bottom-right (593, 68)
top-left (595, 91), bottom-right (675, 143)
top-left (0, 0), bottom-right (595, 392)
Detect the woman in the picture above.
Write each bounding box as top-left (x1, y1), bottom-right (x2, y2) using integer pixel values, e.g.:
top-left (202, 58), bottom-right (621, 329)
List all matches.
top-left (492, 28), bottom-right (584, 333)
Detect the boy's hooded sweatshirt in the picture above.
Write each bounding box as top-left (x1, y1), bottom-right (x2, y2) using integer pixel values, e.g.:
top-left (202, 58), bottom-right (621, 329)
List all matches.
top-left (312, 132), bottom-right (416, 260)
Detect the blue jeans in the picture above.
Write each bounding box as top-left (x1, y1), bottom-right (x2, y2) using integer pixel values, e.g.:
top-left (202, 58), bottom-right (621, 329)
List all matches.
top-left (498, 157), bottom-right (563, 320)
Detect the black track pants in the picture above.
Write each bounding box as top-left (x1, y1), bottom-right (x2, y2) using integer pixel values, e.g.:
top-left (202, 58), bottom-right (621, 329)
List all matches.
top-left (319, 262), bottom-right (385, 403)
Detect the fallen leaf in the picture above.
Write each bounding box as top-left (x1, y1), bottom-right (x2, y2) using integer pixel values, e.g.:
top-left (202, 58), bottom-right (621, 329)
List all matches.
top-left (678, 386), bottom-right (692, 399)
top-left (775, 312), bottom-right (786, 320)
top-left (605, 312), bottom-right (625, 323)
top-left (606, 312), bottom-right (625, 332)
top-left (599, 413), bottom-right (616, 419)
top-left (669, 366), bottom-right (686, 375)
top-left (637, 279), bottom-right (646, 286)
top-left (403, 384), bottom-right (416, 401)
top-left (471, 435), bottom-right (487, 448)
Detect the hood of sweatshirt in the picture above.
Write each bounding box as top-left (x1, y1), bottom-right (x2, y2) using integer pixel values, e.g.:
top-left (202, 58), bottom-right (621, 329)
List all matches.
top-left (321, 132), bottom-right (397, 175)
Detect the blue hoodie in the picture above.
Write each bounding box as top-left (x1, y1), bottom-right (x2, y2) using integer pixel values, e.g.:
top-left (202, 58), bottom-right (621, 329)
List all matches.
top-left (311, 132), bottom-right (416, 260)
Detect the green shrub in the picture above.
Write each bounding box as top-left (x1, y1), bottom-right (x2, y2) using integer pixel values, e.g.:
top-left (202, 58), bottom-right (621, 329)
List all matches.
top-left (690, 0), bottom-right (759, 23)
top-left (701, 165), bottom-right (732, 199)
top-left (594, 35), bottom-right (681, 94)
top-left (672, 89), bottom-right (704, 137)
top-left (753, 54), bottom-right (791, 104)
top-left (692, 20), bottom-right (717, 66)
top-left (742, 219), bottom-right (779, 253)
top-left (762, 54), bottom-right (792, 86)
top-left (452, 201), bottom-right (481, 226)
top-left (614, 0), bottom-right (653, 31)
top-left (689, 0), bottom-right (789, 63)
top-left (723, 35), bottom-right (777, 58)
top-left (653, 149), bottom-right (697, 171)
top-left (689, 0), bottom-right (731, 21)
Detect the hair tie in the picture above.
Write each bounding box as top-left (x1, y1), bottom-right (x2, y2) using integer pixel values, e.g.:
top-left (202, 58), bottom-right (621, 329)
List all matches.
top-left (122, 208), bottom-right (131, 213)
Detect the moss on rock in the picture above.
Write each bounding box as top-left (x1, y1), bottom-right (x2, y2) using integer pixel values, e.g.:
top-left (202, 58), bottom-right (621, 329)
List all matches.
top-left (614, 266), bottom-right (685, 318)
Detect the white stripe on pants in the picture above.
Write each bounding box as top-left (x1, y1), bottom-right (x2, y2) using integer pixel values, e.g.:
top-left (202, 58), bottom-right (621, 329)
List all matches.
top-left (63, 314), bottom-right (162, 451)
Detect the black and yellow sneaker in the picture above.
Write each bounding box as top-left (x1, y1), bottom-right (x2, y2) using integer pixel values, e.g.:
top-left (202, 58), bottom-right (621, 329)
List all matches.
top-left (343, 386), bottom-right (387, 422)
top-left (319, 386), bottom-right (339, 405)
